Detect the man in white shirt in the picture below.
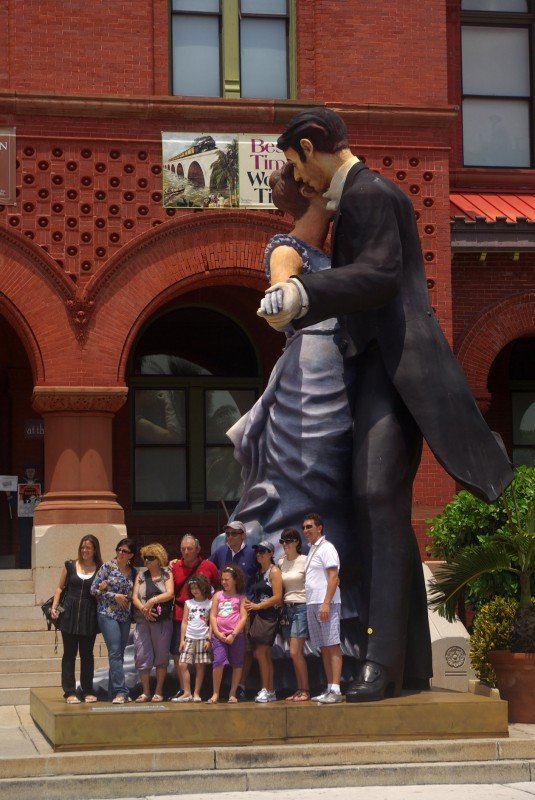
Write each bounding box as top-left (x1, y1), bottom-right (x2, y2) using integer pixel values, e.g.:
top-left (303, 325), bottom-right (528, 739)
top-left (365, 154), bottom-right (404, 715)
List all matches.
top-left (303, 512), bottom-right (343, 704)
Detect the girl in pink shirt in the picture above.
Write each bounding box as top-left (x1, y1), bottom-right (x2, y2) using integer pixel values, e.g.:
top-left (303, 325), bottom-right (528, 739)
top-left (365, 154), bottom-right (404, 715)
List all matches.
top-left (208, 565), bottom-right (247, 704)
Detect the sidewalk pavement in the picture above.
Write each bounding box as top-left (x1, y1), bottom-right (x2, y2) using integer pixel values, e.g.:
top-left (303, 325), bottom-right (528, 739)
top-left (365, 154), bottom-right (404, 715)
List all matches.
top-left (75, 786), bottom-right (535, 799)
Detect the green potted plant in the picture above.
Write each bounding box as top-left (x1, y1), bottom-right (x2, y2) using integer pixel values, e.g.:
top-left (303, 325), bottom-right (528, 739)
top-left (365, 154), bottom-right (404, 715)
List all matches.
top-left (428, 489), bottom-right (535, 722)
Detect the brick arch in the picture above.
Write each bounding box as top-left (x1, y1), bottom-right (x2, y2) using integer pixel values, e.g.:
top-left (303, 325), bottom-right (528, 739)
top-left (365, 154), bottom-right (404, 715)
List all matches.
top-left (80, 211), bottom-right (289, 384)
top-left (0, 227), bottom-right (78, 383)
top-left (456, 292), bottom-right (535, 394)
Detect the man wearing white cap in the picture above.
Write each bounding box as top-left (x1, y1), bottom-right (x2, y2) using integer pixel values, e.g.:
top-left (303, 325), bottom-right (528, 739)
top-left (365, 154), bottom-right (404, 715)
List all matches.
top-left (209, 521), bottom-right (257, 601)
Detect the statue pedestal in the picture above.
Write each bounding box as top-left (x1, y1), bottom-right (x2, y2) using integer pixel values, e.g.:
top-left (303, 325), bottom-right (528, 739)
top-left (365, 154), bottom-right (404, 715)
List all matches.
top-left (30, 686), bottom-right (507, 751)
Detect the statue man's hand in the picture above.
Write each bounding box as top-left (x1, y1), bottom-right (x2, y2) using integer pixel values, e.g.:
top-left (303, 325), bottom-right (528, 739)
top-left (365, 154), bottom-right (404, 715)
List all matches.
top-left (257, 281), bottom-right (302, 328)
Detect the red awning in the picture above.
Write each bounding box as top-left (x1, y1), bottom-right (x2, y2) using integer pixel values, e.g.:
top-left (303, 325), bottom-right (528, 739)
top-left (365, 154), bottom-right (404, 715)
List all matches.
top-left (450, 193), bottom-right (535, 223)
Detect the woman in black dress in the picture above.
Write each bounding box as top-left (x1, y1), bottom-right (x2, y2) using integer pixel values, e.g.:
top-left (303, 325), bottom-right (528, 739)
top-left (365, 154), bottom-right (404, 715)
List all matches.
top-left (50, 535), bottom-right (103, 703)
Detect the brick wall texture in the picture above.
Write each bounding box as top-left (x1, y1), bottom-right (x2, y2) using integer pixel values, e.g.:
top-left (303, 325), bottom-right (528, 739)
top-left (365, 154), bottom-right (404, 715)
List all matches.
top-left (0, 0), bottom-right (532, 556)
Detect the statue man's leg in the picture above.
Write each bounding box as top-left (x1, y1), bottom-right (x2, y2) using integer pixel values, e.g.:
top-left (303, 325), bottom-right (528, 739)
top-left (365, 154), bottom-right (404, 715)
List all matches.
top-left (346, 345), bottom-right (431, 702)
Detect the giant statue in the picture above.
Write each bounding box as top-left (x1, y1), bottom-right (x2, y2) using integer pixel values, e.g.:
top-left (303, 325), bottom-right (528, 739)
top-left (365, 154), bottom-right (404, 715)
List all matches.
top-left (256, 107), bottom-right (514, 702)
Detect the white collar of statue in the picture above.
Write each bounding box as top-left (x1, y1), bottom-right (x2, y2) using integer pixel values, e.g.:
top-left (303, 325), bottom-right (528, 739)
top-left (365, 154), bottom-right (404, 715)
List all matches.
top-left (323, 156), bottom-right (360, 211)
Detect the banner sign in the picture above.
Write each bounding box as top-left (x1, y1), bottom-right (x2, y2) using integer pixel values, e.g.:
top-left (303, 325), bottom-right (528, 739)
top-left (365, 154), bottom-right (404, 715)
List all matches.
top-left (0, 128), bottom-right (16, 205)
top-left (0, 476), bottom-right (18, 492)
top-left (162, 132), bottom-right (286, 209)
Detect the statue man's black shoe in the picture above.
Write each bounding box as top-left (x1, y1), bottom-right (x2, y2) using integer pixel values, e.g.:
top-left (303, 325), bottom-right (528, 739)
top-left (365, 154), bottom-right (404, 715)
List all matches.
top-left (345, 661), bottom-right (401, 703)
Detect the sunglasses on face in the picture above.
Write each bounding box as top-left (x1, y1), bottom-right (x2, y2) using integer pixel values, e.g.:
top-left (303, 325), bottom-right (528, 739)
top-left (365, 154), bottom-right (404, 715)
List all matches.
top-left (280, 538), bottom-right (298, 545)
top-left (143, 555), bottom-right (157, 561)
top-left (116, 548), bottom-right (132, 555)
top-left (302, 524), bottom-right (314, 530)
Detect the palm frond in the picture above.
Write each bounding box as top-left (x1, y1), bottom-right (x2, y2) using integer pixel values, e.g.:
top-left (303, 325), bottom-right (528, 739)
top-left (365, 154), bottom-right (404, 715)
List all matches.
top-left (428, 542), bottom-right (513, 622)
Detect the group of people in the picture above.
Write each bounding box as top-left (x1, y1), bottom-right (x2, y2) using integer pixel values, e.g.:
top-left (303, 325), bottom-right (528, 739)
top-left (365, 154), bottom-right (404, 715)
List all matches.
top-left (50, 513), bottom-right (345, 704)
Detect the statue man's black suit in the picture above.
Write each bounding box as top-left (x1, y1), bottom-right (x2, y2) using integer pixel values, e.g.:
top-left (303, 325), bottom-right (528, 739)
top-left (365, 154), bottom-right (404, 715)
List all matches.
top-left (294, 162), bottom-right (513, 692)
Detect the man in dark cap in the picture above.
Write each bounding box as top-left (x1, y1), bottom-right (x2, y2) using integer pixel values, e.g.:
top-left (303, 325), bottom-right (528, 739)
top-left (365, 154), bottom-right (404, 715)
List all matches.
top-left (258, 107), bottom-right (513, 702)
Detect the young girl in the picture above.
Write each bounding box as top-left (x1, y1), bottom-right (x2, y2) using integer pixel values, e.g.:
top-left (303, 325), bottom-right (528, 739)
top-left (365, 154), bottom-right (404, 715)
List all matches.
top-left (208, 565), bottom-right (247, 704)
top-left (176, 574), bottom-right (213, 703)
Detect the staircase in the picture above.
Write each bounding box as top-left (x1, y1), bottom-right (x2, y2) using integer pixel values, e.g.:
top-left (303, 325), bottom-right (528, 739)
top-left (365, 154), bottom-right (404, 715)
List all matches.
top-left (0, 570), bottom-right (107, 705)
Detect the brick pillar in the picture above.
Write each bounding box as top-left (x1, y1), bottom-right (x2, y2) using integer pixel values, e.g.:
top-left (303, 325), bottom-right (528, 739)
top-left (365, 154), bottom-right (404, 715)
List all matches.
top-left (30, 386), bottom-right (128, 602)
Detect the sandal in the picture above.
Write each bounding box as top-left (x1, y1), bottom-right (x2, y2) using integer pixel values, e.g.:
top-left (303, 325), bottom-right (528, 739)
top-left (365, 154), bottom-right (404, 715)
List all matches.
top-left (206, 697), bottom-right (218, 704)
top-left (135, 693), bottom-right (151, 703)
top-left (66, 695), bottom-right (81, 705)
top-left (151, 694), bottom-right (164, 703)
top-left (112, 695), bottom-right (131, 704)
top-left (227, 696), bottom-right (238, 704)
top-left (84, 695), bottom-right (97, 703)
top-left (293, 690), bottom-right (311, 702)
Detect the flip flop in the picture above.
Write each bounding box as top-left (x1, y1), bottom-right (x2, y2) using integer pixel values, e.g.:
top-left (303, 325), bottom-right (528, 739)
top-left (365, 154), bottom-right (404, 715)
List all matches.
top-left (151, 694), bottom-right (164, 703)
top-left (112, 695), bottom-right (132, 704)
top-left (227, 696), bottom-right (238, 704)
top-left (293, 690), bottom-right (311, 702)
top-left (206, 697), bottom-right (218, 704)
top-left (84, 695), bottom-right (97, 703)
top-left (66, 696), bottom-right (81, 704)
top-left (135, 694), bottom-right (151, 703)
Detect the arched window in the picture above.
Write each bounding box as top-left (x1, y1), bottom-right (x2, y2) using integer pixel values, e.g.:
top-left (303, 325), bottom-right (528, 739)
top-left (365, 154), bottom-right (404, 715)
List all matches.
top-left (509, 337), bottom-right (535, 468)
top-left (130, 307), bottom-right (261, 511)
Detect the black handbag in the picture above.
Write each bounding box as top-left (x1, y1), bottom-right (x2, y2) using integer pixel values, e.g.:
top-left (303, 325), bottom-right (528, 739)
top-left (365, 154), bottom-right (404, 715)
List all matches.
top-left (248, 611), bottom-right (280, 646)
top-left (41, 589), bottom-right (66, 631)
top-left (145, 571), bottom-right (174, 621)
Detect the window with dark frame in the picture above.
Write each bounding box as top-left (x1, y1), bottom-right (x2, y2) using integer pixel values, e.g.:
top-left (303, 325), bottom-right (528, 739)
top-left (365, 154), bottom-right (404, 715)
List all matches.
top-left (131, 307), bottom-right (261, 512)
top-left (461, 0), bottom-right (534, 168)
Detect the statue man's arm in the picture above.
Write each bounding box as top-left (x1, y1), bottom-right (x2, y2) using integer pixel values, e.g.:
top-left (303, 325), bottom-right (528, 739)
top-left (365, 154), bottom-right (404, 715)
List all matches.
top-left (259, 180), bottom-right (404, 327)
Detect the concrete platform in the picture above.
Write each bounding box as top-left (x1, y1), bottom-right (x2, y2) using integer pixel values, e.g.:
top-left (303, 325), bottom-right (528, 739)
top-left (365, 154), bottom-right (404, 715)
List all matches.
top-left (30, 686), bottom-right (508, 751)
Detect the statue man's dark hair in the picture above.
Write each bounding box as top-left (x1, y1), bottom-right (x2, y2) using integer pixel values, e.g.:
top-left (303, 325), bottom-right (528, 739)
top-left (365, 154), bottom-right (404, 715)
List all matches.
top-left (277, 107), bottom-right (349, 162)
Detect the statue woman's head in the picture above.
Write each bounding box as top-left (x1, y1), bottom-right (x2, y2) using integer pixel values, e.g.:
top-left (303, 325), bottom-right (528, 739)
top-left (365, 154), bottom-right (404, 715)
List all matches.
top-left (269, 162), bottom-right (310, 220)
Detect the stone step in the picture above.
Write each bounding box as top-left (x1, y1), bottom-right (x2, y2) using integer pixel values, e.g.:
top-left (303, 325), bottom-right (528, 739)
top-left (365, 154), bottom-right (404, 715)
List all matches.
top-left (0, 657), bottom-right (108, 674)
top-left (0, 639), bottom-right (106, 659)
top-left (0, 629), bottom-right (64, 643)
top-left (0, 618), bottom-right (49, 632)
top-left (0, 606), bottom-right (42, 620)
top-left (0, 688), bottom-right (29, 706)
top-left (0, 570), bottom-right (32, 580)
top-left (0, 672), bottom-right (59, 689)
top-left (0, 581), bottom-right (34, 594)
top-left (0, 743), bottom-right (535, 799)
top-left (1, 594), bottom-right (35, 607)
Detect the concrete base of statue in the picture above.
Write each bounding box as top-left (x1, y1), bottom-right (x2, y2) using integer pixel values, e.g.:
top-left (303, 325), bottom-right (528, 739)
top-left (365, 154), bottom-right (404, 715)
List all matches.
top-left (32, 523), bottom-right (126, 604)
top-left (30, 686), bottom-right (508, 751)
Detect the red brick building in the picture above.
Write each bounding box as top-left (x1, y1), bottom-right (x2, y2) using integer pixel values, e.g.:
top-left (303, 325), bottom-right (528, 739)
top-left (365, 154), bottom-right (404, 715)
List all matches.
top-left (0, 1), bottom-right (533, 595)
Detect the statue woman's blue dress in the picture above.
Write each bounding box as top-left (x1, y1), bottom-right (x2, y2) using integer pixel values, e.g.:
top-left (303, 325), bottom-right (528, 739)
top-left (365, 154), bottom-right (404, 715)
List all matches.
top-left (226, 233), bottom-right (358, 618)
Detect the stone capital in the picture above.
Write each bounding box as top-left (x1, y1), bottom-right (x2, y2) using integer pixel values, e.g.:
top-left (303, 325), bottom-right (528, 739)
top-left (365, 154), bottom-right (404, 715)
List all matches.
top-left (32, 386), bottom-right (128, 414)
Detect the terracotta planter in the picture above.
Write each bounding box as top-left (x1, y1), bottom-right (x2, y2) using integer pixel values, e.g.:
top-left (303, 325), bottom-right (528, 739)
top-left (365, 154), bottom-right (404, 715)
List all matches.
top-left (488, 650), bottom-right (535, 723)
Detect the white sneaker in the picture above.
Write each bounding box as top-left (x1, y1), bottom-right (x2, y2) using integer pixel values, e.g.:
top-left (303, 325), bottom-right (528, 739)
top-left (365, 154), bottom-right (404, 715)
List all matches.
top-left (255, 688), bottom-right (277, 703)
top-left (255, 688), bottom-right (269, 702)
top-left (318, 690), bottom-right (345, 704)
top-left (311, 690), bottom-right (329, 701)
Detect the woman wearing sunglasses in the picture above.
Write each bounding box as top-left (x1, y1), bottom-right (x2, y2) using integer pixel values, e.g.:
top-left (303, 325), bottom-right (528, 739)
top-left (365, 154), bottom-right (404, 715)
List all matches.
top-left (278, 528), bottom-right (310, 701)
top-left (131, 543), bottom-right (175, 702)
top-left (245, 541), bottom-right (283, 703)
top-left (91, 538), bottom-right (137, 703)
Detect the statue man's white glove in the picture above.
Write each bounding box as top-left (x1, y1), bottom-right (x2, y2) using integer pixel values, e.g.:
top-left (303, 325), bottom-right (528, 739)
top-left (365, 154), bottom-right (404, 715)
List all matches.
top-left (257, 281), bottom-right (303, 328)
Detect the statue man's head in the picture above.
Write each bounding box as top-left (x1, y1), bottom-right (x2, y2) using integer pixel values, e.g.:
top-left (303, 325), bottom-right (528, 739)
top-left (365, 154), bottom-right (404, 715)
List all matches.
top-left (277, 107), bottom-right (351, 193)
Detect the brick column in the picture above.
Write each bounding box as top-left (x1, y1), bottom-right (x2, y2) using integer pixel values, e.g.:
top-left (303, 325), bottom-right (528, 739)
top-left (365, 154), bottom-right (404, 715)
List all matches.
top-left (30, 386), bottom-right (128, 601)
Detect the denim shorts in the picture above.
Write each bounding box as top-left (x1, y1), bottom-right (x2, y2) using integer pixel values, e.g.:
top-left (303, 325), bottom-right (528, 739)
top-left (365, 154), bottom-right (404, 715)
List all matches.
top-left (284, 602), bottom-right (309, 639)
